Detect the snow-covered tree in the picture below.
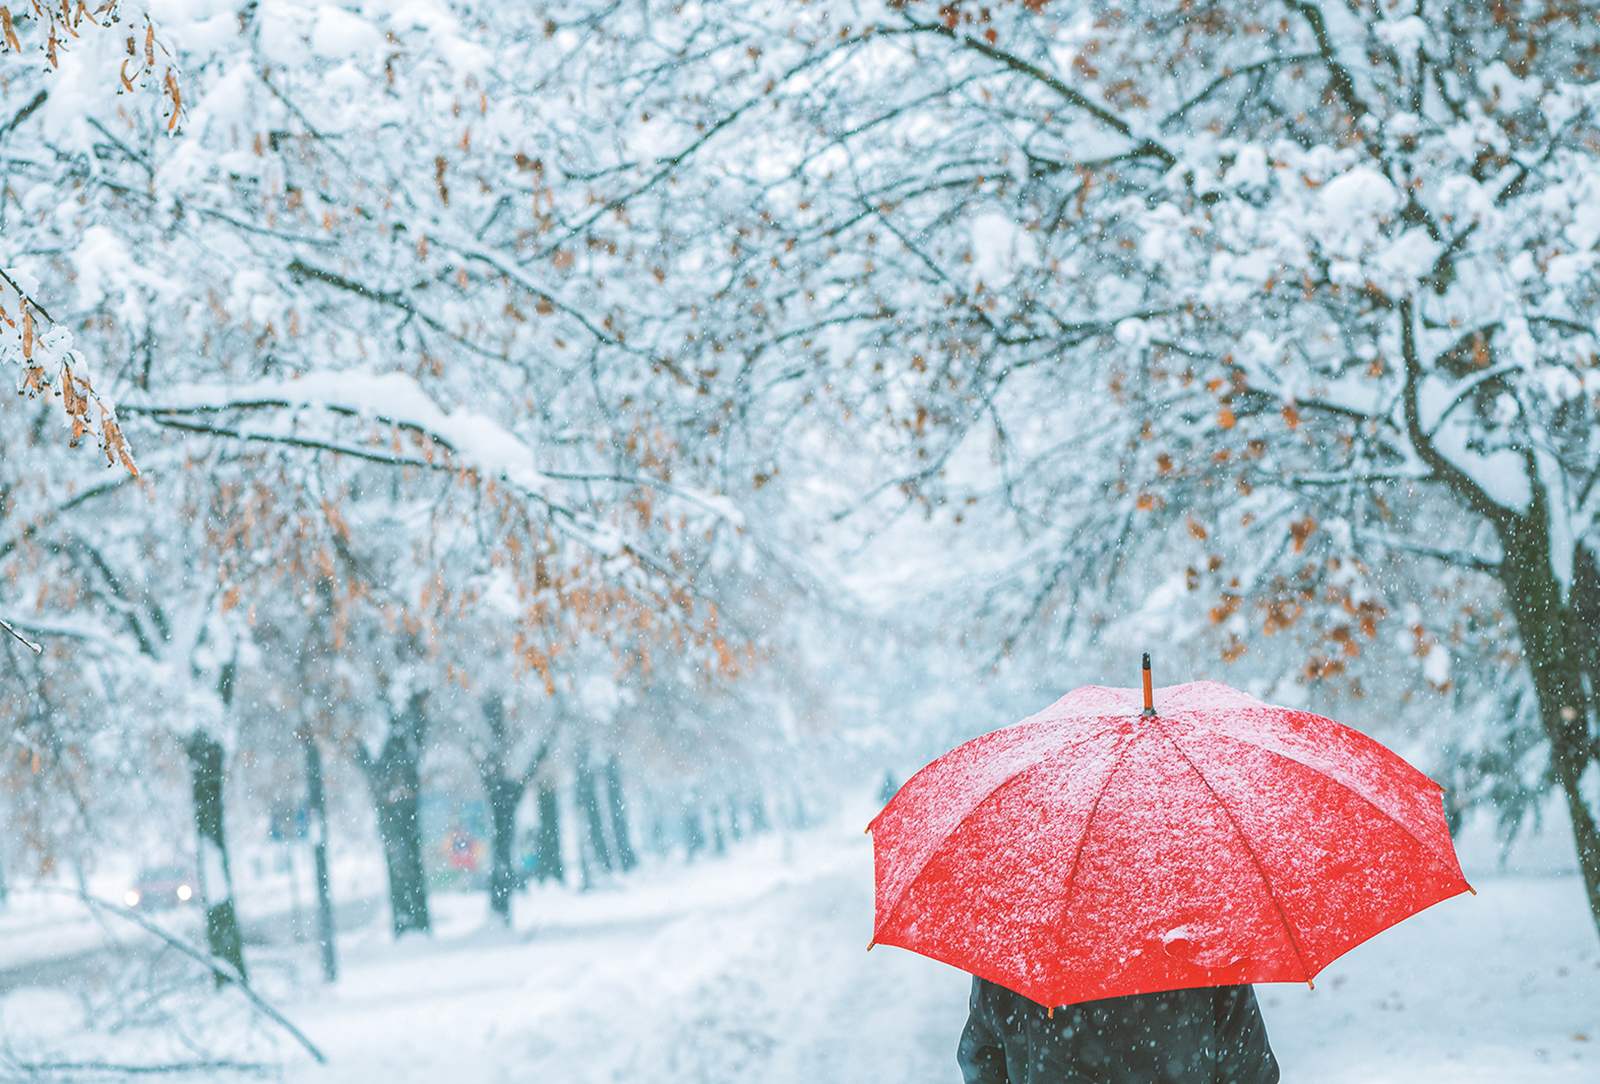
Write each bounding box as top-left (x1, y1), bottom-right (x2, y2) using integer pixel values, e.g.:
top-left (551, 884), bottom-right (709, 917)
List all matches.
top-left (725, 0), bottom-right (1600, 932)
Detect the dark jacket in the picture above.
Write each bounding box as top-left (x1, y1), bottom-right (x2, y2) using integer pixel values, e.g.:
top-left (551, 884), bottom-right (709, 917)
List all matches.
top-left (957, 977), bottom-right (1279, 1084)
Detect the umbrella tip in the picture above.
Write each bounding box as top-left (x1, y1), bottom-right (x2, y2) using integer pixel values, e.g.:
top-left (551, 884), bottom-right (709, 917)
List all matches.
top-left (867, 940), bottom-right (875, 951)
top-left (1141, 653), bottom-right (1156, 716)
top-left (1307, 979), bottom-right (1314, 990)
top-left (1048, 1007), bottom-right (1054, 1019)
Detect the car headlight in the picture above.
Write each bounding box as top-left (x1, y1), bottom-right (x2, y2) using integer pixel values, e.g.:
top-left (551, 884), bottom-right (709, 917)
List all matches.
top-left (176, 884), bottom-right (192, 901)
top-left (124, 890), bottom-right (140, 907)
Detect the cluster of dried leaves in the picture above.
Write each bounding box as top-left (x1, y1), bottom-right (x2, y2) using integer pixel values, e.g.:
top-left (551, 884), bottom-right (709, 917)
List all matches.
top-left (1, 0), bottom-right (181, 127)
top-left (0, 268), bottom-right (138, 474)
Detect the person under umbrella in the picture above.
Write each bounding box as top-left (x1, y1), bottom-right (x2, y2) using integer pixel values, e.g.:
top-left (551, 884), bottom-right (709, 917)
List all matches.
top-left (957, 973), bottom-right (1277, 1083)
top-left (869, 657), bottom-right (1471, 1084)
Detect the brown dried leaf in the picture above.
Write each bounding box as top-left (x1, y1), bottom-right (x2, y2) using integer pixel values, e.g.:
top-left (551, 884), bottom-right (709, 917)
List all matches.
top-left (1289, 516), bottom-right (1316, 552)
top-left (165, 68), bottom-right (181, 130)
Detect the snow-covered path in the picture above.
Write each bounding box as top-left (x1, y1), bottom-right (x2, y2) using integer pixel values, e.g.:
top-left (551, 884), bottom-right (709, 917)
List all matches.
top-left (283, 821), bottom-right (970, 1083)
top-left (267, 802), bottom-right (1600, 1084)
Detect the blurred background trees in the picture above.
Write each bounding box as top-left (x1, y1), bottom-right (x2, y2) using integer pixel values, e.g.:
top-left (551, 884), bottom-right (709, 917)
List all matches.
top-left (3, 0), bottom-right (1600, 977)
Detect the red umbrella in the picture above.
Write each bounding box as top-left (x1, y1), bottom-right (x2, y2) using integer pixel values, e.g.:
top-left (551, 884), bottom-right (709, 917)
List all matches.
top-left (867, 662), bottom-right (1472, 1007)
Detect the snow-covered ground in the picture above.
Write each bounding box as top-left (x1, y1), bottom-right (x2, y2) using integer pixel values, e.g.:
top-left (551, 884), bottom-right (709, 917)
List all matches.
top-left (286, 797), bottom-right (1597, 1083)
top-left (2, 797), bottom-right (1597, 1082)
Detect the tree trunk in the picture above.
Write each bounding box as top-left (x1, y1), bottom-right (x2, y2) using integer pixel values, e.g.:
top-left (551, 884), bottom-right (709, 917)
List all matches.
top-left (374, 782), bottom-right (428, 936)
top-left (355, 692), bottom-right (430, 938)
top-left (576, 762), bottom-right (613, 873)
top-left (486, 774), bottom-right (521, 923)
top-left (683, 803), bottom-right (705, 860)
top-left (300, 727), bottom-right (338, 982)
top-left (1494, 507), bottom-right (1600, 939)
top-left (535, 780), bottom-right (563, 884)
top-left (603, 756), bottom-right (637, 872)
top-left (187, 729), bottom-right (247, 984)
top-left (477, 695), bottom-right (548, 924)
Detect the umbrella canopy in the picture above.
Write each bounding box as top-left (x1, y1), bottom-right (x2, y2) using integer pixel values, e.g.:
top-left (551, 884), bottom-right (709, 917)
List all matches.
top-left (868, 678), bottom-right (1472, 1007)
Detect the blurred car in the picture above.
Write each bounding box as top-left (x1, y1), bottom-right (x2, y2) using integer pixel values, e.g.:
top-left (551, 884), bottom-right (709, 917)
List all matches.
top-left (124, 866), bottom-right (197, 910)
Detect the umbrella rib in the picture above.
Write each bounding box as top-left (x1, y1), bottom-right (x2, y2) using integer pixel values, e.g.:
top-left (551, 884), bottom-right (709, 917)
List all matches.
top-left (1155, 722), bottom-right (1317, 985)
top-left (874, 726), bottom-right (1114, 932)
top-left (1208, 717), bottom-right (1462, 874)
top-left (1056, 721), bottom-right (1137, 925)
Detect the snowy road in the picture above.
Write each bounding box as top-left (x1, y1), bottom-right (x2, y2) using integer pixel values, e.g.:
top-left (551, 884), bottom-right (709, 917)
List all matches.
top-left (258, 804), bottom-right (1600, 1084)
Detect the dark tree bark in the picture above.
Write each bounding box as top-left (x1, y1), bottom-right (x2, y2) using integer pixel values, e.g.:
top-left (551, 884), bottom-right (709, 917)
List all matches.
top-left (476, 694), bottom-right (550, 924)
top-left (576, 761), bottom-right (613, 874)
top-left (353, 691), bottom-right (430, 937)
top-left (187, 728), bottom-right (246, 984)
top-left (1491, 506), bottom-right (1600, 936)
top-left (300, 726), bottom-right (338, 982)
top-left (710, 803), bottom-right (726, 855)
top-left (485, 776), bottom-right (520, 917)
top-left (603, 756), bottom-right (637, 872)
top-left (788, 788), bottom-right (811, 831)
top-left (683, 804), bottom-right (705, 860)
top-left (749, 795), bottom-right (770, 835)
top-left (534, 780), bottom-right (563, 884)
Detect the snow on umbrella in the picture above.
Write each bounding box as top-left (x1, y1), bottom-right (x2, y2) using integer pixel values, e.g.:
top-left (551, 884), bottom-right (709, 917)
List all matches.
top-left (867, 658), bottom-right (1472, 1008)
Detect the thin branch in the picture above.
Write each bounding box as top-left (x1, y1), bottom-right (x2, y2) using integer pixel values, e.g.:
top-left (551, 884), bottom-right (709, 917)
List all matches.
top-left (1400, 296), bottom-right (1510, 523)
top-left (1, 1058), bottom-right (272, 1076)
top-left (1292, 396), bottom-right (1377, 422)
top-left (1355, 529), bottom-right (1502, 575)
top-left (285, 259), bottom-right (508, 361)
top-left (901, 18), bottom-right (1176, 167)
top-left (40, 887), bottom-right (327, 1065)
top-left (1282, 0), bottom-right (1373, 130)
top-left (86, 116), bottom-right (154, 178)
top-left (127, 414), bottom-right (716, 609)
top-left (1163, 53), bottom-right (1322, 127)
top-left (0, 616), bottom-right (42, 654)
top-left (1426, 362), bottom-right (1521, 437)
top-left (0, 89), bottom-right (48, 144)
top-left (1285, 471), bottom-right (1431, 487)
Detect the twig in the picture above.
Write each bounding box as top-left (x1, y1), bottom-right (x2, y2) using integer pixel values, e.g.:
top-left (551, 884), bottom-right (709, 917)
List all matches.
top-left (0, 616), bottom-right (42, 654)
top-left (1, 1057), bottom-right (272, 1076)
top-left (38, 887), bottom-right (327, 1065)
